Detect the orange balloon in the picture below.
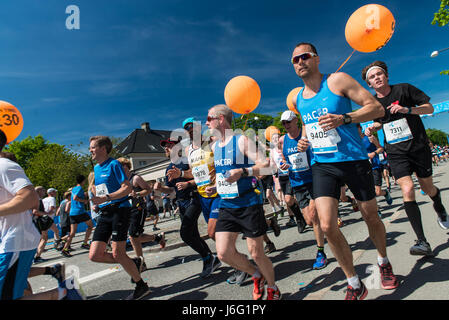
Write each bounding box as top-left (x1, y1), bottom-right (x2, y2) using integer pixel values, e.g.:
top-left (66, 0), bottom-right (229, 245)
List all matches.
top-left (286, 87), bottom-right (303, 115)
top-left (0, 101), bottom-right (24, 144)
top-left (345, 4), bottom-right (395, 53)
top-left (265, 126), bottom-right (280, 142)
top-left (224, 75), bottom-right (261, 114)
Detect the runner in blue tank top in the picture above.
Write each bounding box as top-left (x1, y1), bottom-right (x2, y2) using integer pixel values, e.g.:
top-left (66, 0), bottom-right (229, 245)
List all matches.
top-left (291, 42), bottom-right (398, 300)
top-left (206, 104), bottom-right (281, 300)
top-left (278, 110), bottom-right (328, 270)
top-left (356, 124), bottom-right (393, 214)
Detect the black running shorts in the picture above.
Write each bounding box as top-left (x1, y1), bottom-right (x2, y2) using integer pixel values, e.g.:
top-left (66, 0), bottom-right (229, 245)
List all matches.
top-left (278, 175), bottom-right (293, 196)
top-left (372, 168), bottom-right (383, 187)
top-left (387, 147), bottom-right (433, 180)
top-left (128, 206), bottom-right (148, 238)
top-left (312, 160), bottom-right (376, 202)
top-left (92, 207), bottom-right (131, 243)
top-left (216, 204), bottom-right (268, 238)
top-left (70, 213), bottom-right (91, 225)
top-left (261, 175), bottom-right (274, 190)
top-left (293, 183), bottom-right (314, 209)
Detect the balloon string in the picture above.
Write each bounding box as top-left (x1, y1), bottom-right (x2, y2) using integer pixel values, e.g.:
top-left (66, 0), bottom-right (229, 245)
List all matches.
top-left (335, 49), bottom-right (356, 73)
top-left (243, 114), bottom-right (249, 130)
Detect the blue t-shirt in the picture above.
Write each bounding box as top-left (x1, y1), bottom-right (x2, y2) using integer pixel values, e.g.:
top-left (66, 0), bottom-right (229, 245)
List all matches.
top-left (70, 185), bottom-right (86, 216)
top-left (94, 157), bottom-right (130, 208)
top-left (298, 74), bottom-right (368, 165)
top-left (362, 136), bottom-right (381, 170)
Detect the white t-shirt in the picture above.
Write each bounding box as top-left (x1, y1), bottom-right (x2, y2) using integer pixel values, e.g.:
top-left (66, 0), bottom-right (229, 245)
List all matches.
top-left (0, 158), bottom-right (41, 254)
top-left (42, 196), bottom-right (57, 217)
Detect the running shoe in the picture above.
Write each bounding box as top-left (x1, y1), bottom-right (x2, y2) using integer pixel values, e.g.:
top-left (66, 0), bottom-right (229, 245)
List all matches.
top-left (33, 256), bottom-right (46, 264)
top-left (61, 249), bottom-right (73, 258)
top-left (153, 226), bottom-right (160, 231)
top-left (80, 243), bottom-right (90, 250)
top-left (266, 287), bottom-right (281, 300)
top-left (378, 263), bottom-right (399, 290)
top-left (269, 217), bottom-right (281, 237)
top-left (61, 276), bottom-right (86, 300)
top-left (410, 240), bottom-right (434, 256)
top-left (436, 211), bottom-right (449, 230)
top-left (384, 190), bottom-right (393, 205)
top-left (211, 254), bottom-right (222, 273)
top-left (278, 207), bottom-right (285, 217)
top-left (56, 242), bottom-right (64, 251)
top-left (157, 232), bottom-right (166, 249)
top-left (264, 242), bottom-right (276, 254)
top-left (296, 215), bottom-right (307, 234)
top-left (337, 217), bottom-right (344, 228)
top-left (200, 254), bottom-right (219, 278)
top-left (54, 240), bottom-right (62, 250)
top-left (312, 251), bottom-right (328, 270)
top-left (126, 283), bottom-right (151, 300)
top-left (252, 275), bottom-right (266, 300)
top-left (286, 218), bottom-right (297, 227)
top-left (344, 282), bottom-right (368, 300)
top-left (50, 263), bottom-right (65, 285)
top-left (226, 269), bottom-right (249, 285)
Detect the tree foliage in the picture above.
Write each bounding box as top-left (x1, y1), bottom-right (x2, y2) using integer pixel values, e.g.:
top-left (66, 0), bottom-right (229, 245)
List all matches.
top-left (432, 0), bottom-right (449, 75)
top-left (432, 0), bottom-right (449, 26)
top-left (426, 128), bottom-right (448, 146)
top-left (5, 135), bottom-right (91, 196)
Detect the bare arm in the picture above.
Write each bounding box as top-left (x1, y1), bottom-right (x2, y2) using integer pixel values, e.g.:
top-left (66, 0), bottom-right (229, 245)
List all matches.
top-left (0, 185), bottom-right (39, 217)
top-left (133, 176), bottom-right (152, 197)
top-left (319, 72), bottom-right (385, 129)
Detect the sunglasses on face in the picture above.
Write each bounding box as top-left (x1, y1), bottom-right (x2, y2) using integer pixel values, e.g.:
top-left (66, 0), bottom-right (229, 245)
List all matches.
top-left (207, 116), bottom-right (219, 122)
top-left (291, 52), bottom-right (317, 64)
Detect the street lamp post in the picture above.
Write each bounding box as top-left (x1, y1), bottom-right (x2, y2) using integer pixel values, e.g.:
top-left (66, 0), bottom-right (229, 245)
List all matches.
top-left (431, 47), bottom-right (449, 58)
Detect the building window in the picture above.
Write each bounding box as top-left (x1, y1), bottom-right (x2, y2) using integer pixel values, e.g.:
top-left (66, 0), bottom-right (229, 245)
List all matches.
top-left (139, 161), bottom-right (147, 167)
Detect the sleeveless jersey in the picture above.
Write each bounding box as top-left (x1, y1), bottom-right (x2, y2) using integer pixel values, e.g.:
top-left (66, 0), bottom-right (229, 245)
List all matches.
top-left (188, 144), bottom-right (218, 198)
top-left (297, 74), bottom-right (368, 164)
top-left (213, 135), bottom-right (261, 209)
top-left (282, 132), bottom-right (313, 187)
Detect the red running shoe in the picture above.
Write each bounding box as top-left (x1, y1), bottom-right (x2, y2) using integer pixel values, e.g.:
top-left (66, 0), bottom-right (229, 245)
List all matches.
top-left (252, 275), bottom-right (266, 300)
top-left (379, 263), bottom-right (399, 290)
top-left (266, 287), bottom-right (281, 300)
top-left (344, 282), bottom-right (368, 300)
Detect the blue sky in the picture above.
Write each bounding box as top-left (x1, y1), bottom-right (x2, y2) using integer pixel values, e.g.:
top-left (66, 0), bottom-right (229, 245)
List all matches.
top-left (1, 0), bottom-right (448, 152)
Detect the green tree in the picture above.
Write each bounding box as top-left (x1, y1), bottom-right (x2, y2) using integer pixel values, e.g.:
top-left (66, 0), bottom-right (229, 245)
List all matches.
top-left (4, 135), bottom-right (50, 169)
top-left (426, 128), bottom-right (448, 146)
top-left (232, 113), bottom-right (274, 131)
top-left (432, 0), bottom-right (449, 75)
top-left (25, 144), bottom-right (91, 194)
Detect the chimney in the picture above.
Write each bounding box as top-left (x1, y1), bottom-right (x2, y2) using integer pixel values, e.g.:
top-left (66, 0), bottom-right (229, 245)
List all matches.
top-left (141, 122), bottom-right (150, 133)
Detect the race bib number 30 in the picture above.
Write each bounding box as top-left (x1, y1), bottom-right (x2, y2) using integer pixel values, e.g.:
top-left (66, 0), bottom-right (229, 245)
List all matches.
top-left (216, 173), bottom-right (239, 199)
top-left (383, 118), bottom-right (413, 144)
top-left (305, 123), bottom-right (340, 154)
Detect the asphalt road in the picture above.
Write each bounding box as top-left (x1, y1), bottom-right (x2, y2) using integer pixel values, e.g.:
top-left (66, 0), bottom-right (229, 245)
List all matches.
top-left (29, 161), bottom-right (449, 301)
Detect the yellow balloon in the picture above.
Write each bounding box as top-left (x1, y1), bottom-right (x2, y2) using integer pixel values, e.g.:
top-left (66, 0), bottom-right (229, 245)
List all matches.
top-left (345, 4), bottom-right (395, 53)
top-left (224, 75), bottom-right (261, 114)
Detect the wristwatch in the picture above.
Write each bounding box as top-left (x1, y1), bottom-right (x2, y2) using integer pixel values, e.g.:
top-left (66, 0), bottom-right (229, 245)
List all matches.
top-left (241, 167), bottom-right (249, 177)
top-left (342, 113), bottom-right (352, 125)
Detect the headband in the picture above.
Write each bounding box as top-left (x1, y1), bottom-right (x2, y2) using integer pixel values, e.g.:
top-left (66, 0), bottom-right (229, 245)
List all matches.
top-left (365, 66), bottom-right (387, 79)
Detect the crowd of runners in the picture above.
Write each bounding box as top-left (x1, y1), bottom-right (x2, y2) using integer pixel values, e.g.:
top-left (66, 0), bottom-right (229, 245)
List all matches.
top-left (1, 42), bottom-right (448, 300)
